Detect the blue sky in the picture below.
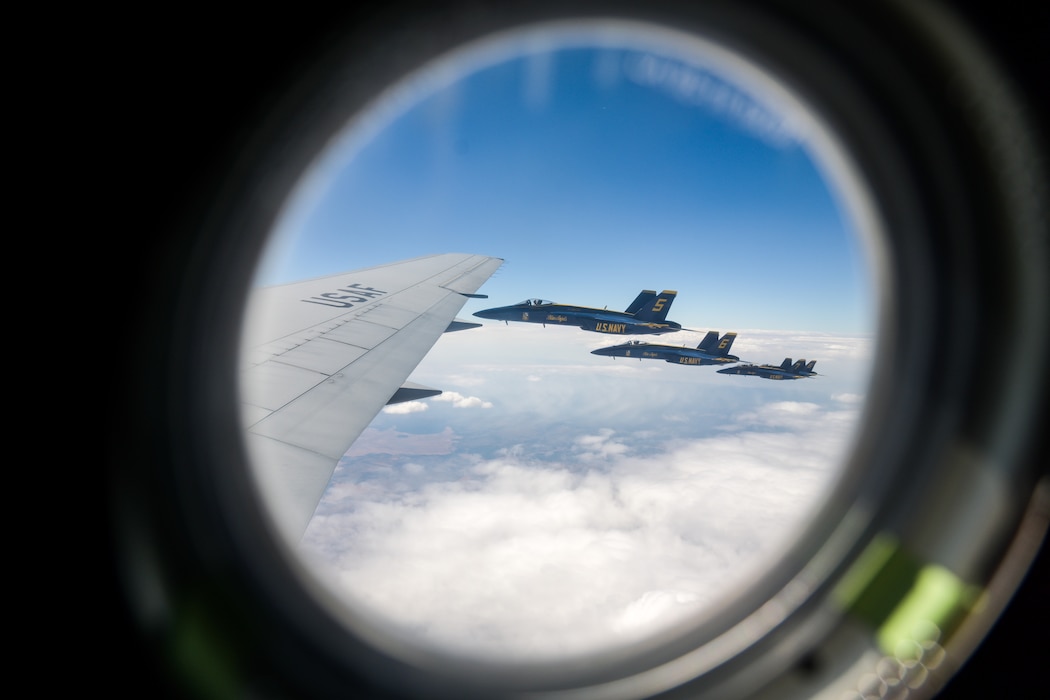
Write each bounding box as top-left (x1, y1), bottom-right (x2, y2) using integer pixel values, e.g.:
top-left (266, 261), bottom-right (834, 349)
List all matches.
top-left (251, 25), bottom-right (879, 665)
top-left (260, 36), bottom-right (876, 335)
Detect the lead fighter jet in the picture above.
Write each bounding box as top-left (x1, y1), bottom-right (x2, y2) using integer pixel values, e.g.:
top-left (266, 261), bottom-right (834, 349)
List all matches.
top-left (591, 331), bottom-right (741, 366)
top-left (473, 289), bottom-right (682, 335)
top-left (717, 358), bottom-right (818, 380)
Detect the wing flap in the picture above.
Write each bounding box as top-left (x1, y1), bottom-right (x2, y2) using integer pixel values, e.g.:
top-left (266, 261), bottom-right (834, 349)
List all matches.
top-left (389, 382), bottom-right (442, 404)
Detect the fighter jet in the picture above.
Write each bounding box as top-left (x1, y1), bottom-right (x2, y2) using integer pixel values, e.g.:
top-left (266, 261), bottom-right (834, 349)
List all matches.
top-left (473, 289), bottom-right (682, 335)
top-left (717, 358), bottom-right (818, 380)
top-left (591, 331), bottom-right (741, 366)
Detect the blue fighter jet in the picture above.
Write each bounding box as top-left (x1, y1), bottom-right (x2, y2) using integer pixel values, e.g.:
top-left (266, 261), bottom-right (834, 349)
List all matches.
top-left (717, 358), bottom-right (818, 380)
top-left (591, 331), bottom-right (741, 365)
top-left (473, 289), bottom-right (682, 335)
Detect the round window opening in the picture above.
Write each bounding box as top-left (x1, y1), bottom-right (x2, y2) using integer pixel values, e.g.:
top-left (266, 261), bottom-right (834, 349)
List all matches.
top-left (239, 19), bottom-right (881, 666)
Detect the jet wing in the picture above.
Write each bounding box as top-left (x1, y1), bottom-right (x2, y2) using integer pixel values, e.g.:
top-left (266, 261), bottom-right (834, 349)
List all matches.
top-left (239, 253), bottom-right (503, 542)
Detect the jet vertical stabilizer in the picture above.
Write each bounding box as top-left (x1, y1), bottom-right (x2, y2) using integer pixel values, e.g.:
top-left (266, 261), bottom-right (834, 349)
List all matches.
top-left (697, 331), bottom-right (721, 352)
top-left (632, 290), bottom-right (677, 323)
top-left (624, 290), bottom-right (658, 315)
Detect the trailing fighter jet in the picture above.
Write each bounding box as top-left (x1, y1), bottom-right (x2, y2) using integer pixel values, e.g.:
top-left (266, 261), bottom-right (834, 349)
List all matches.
top-left (591, 331), bottom-right (740, 365)
top-left (717, 358), bottom-right (818, 380)
top-left (473, 289), bottom-right (682, 335)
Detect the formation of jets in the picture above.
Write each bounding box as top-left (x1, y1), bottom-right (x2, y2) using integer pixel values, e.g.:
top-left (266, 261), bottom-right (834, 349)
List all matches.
top-left (243, 265), bottom-right (819, 543)
top-left (474, 290), bottom-right (818, 379)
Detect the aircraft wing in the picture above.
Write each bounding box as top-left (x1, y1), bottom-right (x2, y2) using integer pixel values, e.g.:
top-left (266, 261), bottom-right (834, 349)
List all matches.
top-left (239, 253), bottom-right (503, 542)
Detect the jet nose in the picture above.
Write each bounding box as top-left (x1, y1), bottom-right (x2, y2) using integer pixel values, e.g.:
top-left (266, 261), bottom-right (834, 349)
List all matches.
top-left (472, 308), bottom-right (498, 319)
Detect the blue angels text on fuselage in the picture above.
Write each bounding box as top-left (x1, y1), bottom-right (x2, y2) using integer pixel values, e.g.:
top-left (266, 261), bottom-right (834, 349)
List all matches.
top-left (473, 290), bottom-right (682, 335)
top-left (591, 331), bottom-right (740, 365)
top-left (717, 358), bottom-right (818, 380)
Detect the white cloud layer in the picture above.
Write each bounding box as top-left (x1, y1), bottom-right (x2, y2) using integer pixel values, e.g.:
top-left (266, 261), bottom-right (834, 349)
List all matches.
top-left (382, 401), bottom-right (428, 415)
top-left (431, 391), bottom-right (493, 409)
top-left (291, 327), bottom-right (873, 664)
top-left (301, 398), bottom-right (859, 663)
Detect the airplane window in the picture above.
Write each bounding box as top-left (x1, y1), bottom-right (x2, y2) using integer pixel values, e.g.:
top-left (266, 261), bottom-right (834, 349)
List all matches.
top-left (245, 19), bottom-right (879, 667)
top-left (116, 4), bottom-right (1047, 700)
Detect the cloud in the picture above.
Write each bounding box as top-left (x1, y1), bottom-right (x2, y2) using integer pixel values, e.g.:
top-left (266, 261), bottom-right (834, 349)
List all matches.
top-left (382, 401), bottom-right (428, 415)
top-left (573, 428), bottom-right (629, 462)
top-left (728, 331), bottom-right (875, 367)
top-left (729, 401), bottom-right (823, 431)
top-left (295, 328), bottom-right (872, 662)
top-left (432, 391), bottom-right (493, 409)
top-left (301, 398), bottom-right (860, 662)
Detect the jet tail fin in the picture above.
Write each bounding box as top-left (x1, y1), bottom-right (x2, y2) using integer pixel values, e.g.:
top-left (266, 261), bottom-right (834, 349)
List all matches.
top-left (803, 360), bottom-right (817, 374)
top-left (698, 331), bottom-right (738, 356)
top-left (790, 359), bottom-right (806, 372)
top-left (780, 358), bottom-right (794, 370)
top-left (697, 331), bottom-right (720, 351)
top-left (624, 290), bottom-right (657, 315)
top-left (633, 290), bottom-right (677, 322)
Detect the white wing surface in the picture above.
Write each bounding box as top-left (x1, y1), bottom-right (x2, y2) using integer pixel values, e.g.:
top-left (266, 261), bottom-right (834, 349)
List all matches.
top-left (240, 253), bottom-right (503, 542)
